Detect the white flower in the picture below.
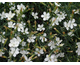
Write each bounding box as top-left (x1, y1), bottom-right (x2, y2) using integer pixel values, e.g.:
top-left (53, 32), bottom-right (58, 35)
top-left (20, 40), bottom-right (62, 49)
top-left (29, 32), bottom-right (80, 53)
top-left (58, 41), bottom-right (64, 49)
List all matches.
top-left (48, 41), bottom-right (56, 50)
top-left (16, 23), bottom-right (24, 32)
top-left (41, 12), bottom-right (50, 21)
top-left (13, 48), bottom-right (19, 57)
top-left (44, 55), bottom-right (50, 62)
top-left (73, 9), bottom-right (79, 14)
top-left (27, 35), bottom-right (36, 43)
top-left (76, 42), bottom-right (80, 55)
top-left (64, 19), bottom-right (77, 30)
top-left (57, 13), bottom-right (67, 22)
top-left (0, 11), bottom-right (6, 19)
top-left (59, 43), bottom-right (64, 46)
top-left (10, 6), bottom-right (15, 10)
top-left (9, 36), bottom-right (21, 47)
top-left (44, 54), bottom-right (57, 62)
top-left (32, 12), bottom-right (38, 19)
top-left (24, 28), bottom-right (29, 34)
top-left (61, 12), bottom-right (67, 19)
top-left (22, 14), bottom-right (25, 18)
top-left (16, 36), bottom-right (21, 42)
top-left (23, 55), bottom-right (32, 62)
top-left (50, 54), bottom-right (57, 62)
top-left (37, 24), bottom-right (45, 31)
top-left (68, 31), bottom-right (74, 36)
top-left (56, 37), bottom-right (62, 46)
top-left (8, 21), bottom-right (15, 28)
top-left (57, 53), bottom-right (64, 57)
top-left (20, 50), bottom-right (29, 56)
top-left (5, 11), bottom-right (15, 20)
top-left (0, 50), bottom-right (4, 57)
top-left (40, 33), bottom-right (47, 42)
top-left (9, 48), bottom-right (15, 56)
top-left (17, 4), bottom-right (26, 11)
top-left (64, 21), bottom-right (70, 30)
top-left (9, 38), bottom-right (19, 47)
top-left (21, 41), bottom-right (26, 46)
top-left (51, 17), bottom-right (59, 26)
top-left (16, 9), bottom-right (20, 15)
top-left (69, 19), bottom-right (77, 29)
top-left (21, 21), bottom-right (26, 26)
top-left (0, 36), bottom-right (6, 43)
top-left (35, 48), bottom-right (44, 57)
top-left (9, 48), bottom-right (19, 57)
top-left (54, 8), bottom-right (59, 14)
top-left (2, 32), bottom-right (5, 35)
top-left (59, 53), bottom-right (64, 57)
top-left (54, 2), bottom-right (61, 7)
top-left (76, 42), bottom-right (80, 48)
top-left (76, 48), bottom-right (80, 55)
top-left (1, 38), bottom-right (6, 43)
top-left (51, 12), bottom-right (67, 26)
top-left (48, 37), bottom-right (62, 50)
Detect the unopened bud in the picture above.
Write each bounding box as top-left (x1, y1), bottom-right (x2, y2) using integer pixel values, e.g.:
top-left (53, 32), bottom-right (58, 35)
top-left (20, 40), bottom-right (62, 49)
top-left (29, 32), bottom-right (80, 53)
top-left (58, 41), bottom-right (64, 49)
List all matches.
top-left (27, 20), bottom-right (30, 23)
top-left (63, 32), bottom-right (65, 35)
top-left (50, 32), bottom-right (52, 35)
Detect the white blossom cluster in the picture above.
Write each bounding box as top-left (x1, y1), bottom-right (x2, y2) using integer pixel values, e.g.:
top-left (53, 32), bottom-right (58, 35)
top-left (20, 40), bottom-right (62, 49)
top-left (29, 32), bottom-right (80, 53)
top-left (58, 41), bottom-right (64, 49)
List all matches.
top-left (44, 52), bottom-right (64, 62)
top-left (51, 12), bottom-right (67, 26)
top-left (64, 19), bottom-right (77, 30)
top-left (0, 2), bottom-right (79, 62)
top-left (48, 37), bottom-right (63, 50)
top-left (0, 11), bottom-right (15, 20)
